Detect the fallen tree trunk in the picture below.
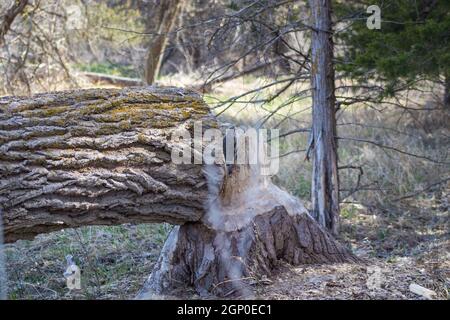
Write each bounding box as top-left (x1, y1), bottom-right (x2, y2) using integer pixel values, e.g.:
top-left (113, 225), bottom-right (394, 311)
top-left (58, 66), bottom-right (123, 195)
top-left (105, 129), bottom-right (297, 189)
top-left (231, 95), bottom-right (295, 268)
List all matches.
top-left (0, 87), bottom-right (216, 242)
top-left (0, 86), bottom-right (359, 298)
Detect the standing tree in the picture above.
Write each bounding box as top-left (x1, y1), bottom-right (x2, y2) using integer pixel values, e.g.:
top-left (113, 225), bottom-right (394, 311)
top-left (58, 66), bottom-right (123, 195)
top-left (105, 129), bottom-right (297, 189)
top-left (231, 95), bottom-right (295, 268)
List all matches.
top-left (192, 0), bottom-right (341, 235)
top-left (308, 0), bottom-right (340, 235)
top-left (144, 0), bottom-right (184, 85)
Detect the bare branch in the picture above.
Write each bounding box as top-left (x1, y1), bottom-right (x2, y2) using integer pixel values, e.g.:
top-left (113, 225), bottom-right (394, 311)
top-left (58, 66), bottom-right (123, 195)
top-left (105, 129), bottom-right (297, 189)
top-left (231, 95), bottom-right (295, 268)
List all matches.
top-left (0, 0), bottom-right (28, 46)
top-left (337, 136), bottom-right (450, 165)
top-left (392, 177), bottom-right (450, 201)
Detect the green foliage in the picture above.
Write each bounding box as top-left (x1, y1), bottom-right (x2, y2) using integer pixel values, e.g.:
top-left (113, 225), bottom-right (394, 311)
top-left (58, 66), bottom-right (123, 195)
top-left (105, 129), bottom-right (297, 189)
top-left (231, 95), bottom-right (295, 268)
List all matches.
top-left (294, 175), bottom-right (311, 199)
top-left (340, 205), bottom-right (358, 219)
top-left (336, 0), bottom-right (450, 96)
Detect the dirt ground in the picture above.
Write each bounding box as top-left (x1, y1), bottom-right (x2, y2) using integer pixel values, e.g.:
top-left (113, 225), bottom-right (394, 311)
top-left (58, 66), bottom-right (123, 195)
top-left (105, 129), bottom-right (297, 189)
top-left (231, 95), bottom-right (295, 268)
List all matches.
top-left (260, 187), bottom-right (449, 300)
top-left (4, 186), bottom-right (449, 300)
top-left (259, 246), bottom-right (448, 300)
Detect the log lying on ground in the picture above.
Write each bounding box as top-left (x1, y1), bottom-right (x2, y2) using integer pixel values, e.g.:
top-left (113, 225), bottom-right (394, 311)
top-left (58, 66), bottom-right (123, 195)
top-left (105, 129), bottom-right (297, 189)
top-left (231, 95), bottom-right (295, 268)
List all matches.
top-left (0, 86), bottom-right (216, 242)
top-left (0, 86), bottom-right (359, 298)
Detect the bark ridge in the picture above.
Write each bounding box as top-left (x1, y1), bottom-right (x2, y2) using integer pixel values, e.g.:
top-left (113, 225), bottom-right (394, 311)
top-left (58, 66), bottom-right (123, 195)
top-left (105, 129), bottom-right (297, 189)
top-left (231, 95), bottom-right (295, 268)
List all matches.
top-left (0, 86), bottom-right (216, 242)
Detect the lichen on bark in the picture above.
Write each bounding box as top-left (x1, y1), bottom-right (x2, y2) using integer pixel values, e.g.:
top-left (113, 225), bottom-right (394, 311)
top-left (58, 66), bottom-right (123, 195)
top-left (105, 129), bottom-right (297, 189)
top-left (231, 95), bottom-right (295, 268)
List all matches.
top-left (0, 86), bottom-right (216, 242)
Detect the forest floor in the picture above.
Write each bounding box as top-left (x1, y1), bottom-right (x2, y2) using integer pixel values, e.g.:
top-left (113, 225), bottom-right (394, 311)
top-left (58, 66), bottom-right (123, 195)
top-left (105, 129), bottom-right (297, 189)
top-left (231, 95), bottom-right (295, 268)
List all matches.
top-left (4, 184), bottom-right (448, 300)
top-left (260, 190), bottom-right (449, 300)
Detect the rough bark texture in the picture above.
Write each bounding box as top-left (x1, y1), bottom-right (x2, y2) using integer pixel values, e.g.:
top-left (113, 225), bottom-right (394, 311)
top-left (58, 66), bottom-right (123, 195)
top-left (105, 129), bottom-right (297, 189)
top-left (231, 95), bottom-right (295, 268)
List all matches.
top-left (444, 74), bottom-right (450, 110)
top-left (138, 206), bottom-right (358, 299)
top-left (145, 0), bottom-right (184, 85)
top-left (0, 86), bottom-right (216, 243)
top-left (309, 0), bottom-right (340, 236)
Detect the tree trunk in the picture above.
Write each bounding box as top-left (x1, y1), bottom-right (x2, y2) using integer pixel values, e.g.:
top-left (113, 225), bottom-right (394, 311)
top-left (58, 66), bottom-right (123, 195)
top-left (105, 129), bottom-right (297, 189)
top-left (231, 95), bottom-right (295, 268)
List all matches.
top-left (138, 206), bottom-right (358, 298)
top-left (144, 0), bottom-right (183, 85)
top-left (0, 87), bottom-right (216, 242)
top-left (0, 86), bottom-right (358, 298)
top-left (308, 0), bottom-right (340, 236)
top-left (444, 74), bottom-right (450, 110)
top-left (138, 161), bottom-right (358, 298)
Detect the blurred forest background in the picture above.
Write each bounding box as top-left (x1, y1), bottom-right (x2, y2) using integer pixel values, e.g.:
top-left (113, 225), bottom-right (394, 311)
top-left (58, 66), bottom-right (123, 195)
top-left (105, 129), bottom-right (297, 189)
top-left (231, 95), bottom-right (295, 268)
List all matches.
top-left (0, 0), bottom-right (448, 299)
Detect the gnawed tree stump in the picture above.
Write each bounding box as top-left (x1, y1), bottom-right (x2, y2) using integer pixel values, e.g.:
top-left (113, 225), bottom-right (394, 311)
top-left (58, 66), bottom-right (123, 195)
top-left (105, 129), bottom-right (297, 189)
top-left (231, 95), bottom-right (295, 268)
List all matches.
top-left (0, 87), bottom-right (216, 242)
top-left (138, 164), bottom-right (359, 298)
top-left (138, 206), bottom-right (358, 298)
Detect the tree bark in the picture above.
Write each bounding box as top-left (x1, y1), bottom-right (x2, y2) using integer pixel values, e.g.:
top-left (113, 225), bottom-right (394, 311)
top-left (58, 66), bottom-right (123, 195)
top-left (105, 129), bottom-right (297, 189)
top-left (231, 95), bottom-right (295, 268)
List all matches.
top-left (0, 87), bottom-right (216, 243)
top-left (144, 0), bottom-right (184, 85)
top-left (308, 0), bottom-right (340, 236)
top-left (444, 74), bottom-right (450, 110)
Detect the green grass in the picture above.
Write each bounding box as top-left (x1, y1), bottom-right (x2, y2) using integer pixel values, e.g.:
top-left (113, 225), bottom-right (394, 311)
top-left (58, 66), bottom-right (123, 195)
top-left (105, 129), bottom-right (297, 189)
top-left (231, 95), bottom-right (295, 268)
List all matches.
top-left (341, 205), bottom-right (358, 219)
top-left (5, 223), bottom-right (171, 300)
top-left (74, 62), bottom-right (139, 78)
top-left (294, 175), bottom-right (311, 199)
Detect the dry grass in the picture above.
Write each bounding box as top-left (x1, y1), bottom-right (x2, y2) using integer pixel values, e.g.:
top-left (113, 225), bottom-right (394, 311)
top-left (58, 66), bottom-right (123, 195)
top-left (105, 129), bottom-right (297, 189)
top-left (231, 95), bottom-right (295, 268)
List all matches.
top-left (207, 76), bottom-right (449, 207)
top-left (5, 224), bottom-right (171, 299)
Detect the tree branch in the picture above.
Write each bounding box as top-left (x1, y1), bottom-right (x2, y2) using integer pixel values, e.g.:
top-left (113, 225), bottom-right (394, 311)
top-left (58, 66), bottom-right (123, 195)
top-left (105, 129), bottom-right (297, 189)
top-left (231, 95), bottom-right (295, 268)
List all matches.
top-left (0, 0), bottom-right (28, 46)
